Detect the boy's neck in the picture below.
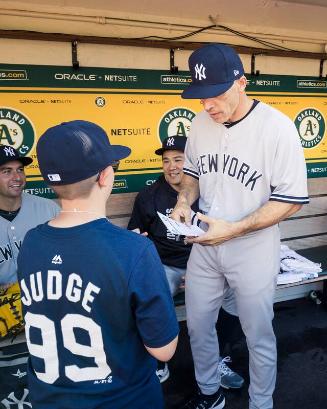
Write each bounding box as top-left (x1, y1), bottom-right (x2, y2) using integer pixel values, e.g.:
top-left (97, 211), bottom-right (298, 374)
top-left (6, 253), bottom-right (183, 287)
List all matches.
top-left (49, 198), bottom-right (107, 228)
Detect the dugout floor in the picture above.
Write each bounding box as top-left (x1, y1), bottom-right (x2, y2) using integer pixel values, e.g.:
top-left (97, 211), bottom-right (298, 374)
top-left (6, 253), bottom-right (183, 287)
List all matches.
top-left (163, 297), bottom-right (327, 409)
top-left (1, 297), bottom-right (326, 409)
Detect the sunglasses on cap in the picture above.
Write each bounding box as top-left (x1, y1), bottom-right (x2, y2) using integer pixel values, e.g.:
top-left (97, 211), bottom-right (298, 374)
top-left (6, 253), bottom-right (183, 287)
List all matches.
top-left (96, 161), bottom-right (120, 182)
top-left (111, 161), bottom-right (120, 172)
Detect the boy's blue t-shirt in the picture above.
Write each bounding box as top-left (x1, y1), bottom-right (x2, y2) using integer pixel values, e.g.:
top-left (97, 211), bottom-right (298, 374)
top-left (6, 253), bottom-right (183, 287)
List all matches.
top-left (17, 218), bottom-right (179, 409)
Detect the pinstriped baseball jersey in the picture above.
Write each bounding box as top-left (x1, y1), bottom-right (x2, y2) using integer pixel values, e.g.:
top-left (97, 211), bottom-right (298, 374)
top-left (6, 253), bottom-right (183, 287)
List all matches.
top-left (183, 101), bottom-right (309, 222)
top-left (0, 192), bottom-right (60, 286)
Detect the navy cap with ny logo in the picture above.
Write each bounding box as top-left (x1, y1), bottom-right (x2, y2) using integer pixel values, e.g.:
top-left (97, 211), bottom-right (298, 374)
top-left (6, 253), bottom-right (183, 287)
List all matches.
top-left (182, 43), bottom-right (244, 99)
top-left (0, 145), bottom-right (33, 167)
top-left (155, 135), bottom-right (187, 156)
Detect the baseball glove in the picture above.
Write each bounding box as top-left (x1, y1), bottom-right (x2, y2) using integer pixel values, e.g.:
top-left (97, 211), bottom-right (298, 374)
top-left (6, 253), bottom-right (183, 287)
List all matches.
top-left (0, 282), bottom-right (24, 339)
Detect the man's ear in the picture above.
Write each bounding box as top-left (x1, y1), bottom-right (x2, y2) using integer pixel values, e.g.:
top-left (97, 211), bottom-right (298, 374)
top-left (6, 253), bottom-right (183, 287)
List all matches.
top-left (238, 76), bottom-right (247, 92)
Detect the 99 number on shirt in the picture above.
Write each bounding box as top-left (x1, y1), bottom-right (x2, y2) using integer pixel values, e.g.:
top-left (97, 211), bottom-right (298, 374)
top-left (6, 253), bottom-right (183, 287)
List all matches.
top-left (25, 312), bottom-right (111, 384)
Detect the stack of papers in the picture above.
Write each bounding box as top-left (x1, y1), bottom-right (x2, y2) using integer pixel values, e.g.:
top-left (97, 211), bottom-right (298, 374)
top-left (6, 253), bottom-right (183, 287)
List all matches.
top-left (157, 211), bottom-right (205, 237)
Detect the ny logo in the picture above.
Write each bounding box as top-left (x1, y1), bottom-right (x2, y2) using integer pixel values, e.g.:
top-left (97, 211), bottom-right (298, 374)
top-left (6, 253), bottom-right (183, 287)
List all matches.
top-left (194, 63), bottom-right (206, 81)
top-left (234, 70), bottom-right (240, 76)
top-left (1, 389), bottom-right (32, 408)
top-left (166, 137), bottom-right (175, 147)
top-left (3, 146), bottom-right (15, 157)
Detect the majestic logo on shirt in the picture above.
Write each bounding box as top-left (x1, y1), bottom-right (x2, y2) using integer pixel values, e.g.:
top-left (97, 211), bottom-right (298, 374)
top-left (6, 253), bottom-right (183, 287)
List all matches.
top-left (0, 108), bottom-right (35, 156)
top-left (295, 108), bottom-right (325, 149)
top-left (51, 254), bottom-right (62, 264)
top-left (158, 108), bottom-right (196, 143)
top-left (11, 369), bottom-right (27, 379)
top-left (194, 63), bottom-right (206, 80)
top-left (1, 389), bottom-right (32, 408)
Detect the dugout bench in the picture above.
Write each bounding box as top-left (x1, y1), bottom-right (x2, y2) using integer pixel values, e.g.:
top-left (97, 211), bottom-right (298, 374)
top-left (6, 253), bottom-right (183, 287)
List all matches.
top-left (173, 245), bottom-right (327, 321)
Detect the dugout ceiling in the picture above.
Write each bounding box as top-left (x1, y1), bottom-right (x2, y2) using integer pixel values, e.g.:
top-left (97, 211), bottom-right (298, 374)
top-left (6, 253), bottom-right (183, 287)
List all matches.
top-left (1, 0), bottom-right (327, 54)
top-left (1, 0), bottom-right (327, 36)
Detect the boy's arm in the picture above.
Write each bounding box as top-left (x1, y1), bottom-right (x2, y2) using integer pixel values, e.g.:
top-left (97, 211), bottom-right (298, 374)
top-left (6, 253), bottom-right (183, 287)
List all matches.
top-left (130, 242), bottom-right (179, 360)
top-left (145, 335), bottom-right (178, 361)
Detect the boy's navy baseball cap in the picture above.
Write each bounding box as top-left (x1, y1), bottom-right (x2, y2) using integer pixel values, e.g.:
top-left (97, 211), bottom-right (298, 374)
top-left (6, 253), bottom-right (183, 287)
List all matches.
top-left (182, 43), bottom-right (244, 99)
top-left (37, 120), bottom-right (131, 185)
top-left (0, 145), bottom-right (33, 167)
top-left (155, 135), bottom-right (187, 155)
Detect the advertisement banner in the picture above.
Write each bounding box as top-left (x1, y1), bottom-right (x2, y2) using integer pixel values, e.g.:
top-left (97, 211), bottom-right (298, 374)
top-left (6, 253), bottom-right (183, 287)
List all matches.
top-left (0, 64), bottom-right (326, 197)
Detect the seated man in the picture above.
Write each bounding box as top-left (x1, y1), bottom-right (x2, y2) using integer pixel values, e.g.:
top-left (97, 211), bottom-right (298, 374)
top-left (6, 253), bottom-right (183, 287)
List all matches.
top-left (0, 145), bottom-right (59, 339)
top-left (0, 145), bottom-right (60, 407)
top-left (128, 135), bottom-right (244, 389)
top-left (17, 120), bottom-right (179, 409)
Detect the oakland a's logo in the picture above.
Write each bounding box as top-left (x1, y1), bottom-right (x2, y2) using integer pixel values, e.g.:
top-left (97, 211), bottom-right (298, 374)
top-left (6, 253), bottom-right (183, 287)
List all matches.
top-left (295, 108), bottom-right (325, 149)
top-left (158, 108), bottom-right (196, 142)
top-left (0, 108), bottom-right (35, 155)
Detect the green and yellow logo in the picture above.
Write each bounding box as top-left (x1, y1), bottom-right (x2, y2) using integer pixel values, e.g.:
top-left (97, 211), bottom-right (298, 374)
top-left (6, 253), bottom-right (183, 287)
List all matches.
top-left (0, 108), bottom-right (35, 155)
top-left (295, 108), bottom-right (325, 149)
top-left (158, 108), bottom-right (196, 142)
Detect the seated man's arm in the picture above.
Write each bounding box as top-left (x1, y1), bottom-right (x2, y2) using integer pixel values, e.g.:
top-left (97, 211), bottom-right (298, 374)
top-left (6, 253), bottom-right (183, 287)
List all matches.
top-left (127, 192), bottom-right (149, 233)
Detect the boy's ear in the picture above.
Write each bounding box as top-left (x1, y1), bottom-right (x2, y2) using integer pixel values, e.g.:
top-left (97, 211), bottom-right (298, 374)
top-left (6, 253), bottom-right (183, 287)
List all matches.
top-left (97, 165), bottom-right (113, 187)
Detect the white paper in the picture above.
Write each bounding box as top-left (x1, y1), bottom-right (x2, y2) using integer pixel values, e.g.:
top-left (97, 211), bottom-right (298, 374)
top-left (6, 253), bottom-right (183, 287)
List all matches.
top-left (157, 211), bottom-right (205, 237)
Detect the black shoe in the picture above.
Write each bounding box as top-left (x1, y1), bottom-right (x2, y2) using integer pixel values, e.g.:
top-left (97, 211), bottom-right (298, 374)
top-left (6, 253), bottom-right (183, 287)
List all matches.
top-left (181, 389), bottom-right (225, 409)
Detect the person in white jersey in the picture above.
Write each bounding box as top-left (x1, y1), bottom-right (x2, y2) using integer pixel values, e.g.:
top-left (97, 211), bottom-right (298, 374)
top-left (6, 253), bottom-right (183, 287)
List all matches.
top-left (171, 43), bottom-right (309, 409)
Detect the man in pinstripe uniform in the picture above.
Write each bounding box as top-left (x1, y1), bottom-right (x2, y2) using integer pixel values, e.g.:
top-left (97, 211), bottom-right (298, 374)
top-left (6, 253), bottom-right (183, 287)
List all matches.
top-left (172, 44), bottom-right (309, 409)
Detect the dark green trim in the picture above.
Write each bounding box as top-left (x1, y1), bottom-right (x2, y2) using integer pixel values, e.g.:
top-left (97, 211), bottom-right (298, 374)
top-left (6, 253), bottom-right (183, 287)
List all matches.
top-left (1, 64), bottom-right (327, 93)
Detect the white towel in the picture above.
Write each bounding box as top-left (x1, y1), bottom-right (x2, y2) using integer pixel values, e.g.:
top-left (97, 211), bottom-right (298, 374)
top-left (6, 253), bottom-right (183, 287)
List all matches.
top-left (278, 245), bottom-right (321, 284)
